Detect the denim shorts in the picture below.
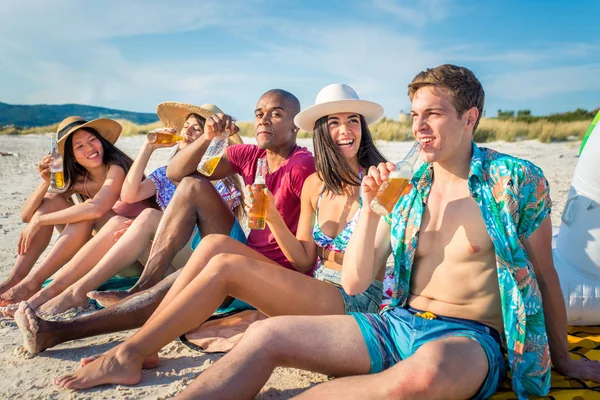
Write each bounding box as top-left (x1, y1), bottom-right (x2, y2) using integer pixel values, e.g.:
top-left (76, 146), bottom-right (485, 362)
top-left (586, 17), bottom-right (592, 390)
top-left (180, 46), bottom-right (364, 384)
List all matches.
top-left (352, 306), bottom-right (506, 400)
top-left (313, 262), bottom-right (383, 314)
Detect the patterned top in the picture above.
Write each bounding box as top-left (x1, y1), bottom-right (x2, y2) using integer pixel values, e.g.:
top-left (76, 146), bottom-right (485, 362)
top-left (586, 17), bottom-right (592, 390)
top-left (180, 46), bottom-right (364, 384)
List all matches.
top-left (148, 166), bottom-right (241, 211)
top-left (312, 168), bottom-right (363, 253)
top-left (384, 142), bottom-right (552, 399)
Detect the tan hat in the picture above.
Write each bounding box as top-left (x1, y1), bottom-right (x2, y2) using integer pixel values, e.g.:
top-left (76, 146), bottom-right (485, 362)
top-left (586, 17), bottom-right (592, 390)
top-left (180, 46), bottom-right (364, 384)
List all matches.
top-left (294, 84), bottom-right (384, 132)
top-left (56, 116), bottom-right (122, 154)
top-left (156, 102), bottom-right (243, 145)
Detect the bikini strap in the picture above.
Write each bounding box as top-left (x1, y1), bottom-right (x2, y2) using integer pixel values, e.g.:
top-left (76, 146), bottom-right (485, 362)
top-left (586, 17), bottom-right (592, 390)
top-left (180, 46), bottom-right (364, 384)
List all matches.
top-left (83, 173), bottom-right (91, 198)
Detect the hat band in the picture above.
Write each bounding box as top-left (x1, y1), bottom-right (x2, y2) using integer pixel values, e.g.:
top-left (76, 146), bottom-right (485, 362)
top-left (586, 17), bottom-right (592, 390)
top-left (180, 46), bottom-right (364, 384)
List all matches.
top-left (57, 120), bottom-right (87, 140)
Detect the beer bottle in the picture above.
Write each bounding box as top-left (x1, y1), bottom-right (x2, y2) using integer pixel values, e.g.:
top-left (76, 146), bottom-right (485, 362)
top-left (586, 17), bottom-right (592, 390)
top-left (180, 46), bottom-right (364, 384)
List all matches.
top-left (48, 132), bottom-right (66, 193)
top-left (147, 129), bottom-right (184, 144)
top-left (248, 158), bottom-right (269, 230)
top-left (370, 141), bottom-right (421, 216)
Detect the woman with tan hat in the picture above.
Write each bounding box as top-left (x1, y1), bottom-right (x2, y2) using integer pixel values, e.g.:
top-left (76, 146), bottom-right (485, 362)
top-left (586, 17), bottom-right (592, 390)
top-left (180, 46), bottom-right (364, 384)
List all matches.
top-left (52, 84), bottom-right (391, 390)
top-left (0, 117), bottom-right (139, 308)
top-left (14, 102), bottom-right (247, 317)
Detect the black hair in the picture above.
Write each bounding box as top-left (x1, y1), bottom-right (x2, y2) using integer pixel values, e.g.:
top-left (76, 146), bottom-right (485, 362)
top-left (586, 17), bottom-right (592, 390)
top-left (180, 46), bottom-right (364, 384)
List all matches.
top-left (63, 127), bottom-right (134, 193)
top-left (313, 114), bottom-right (387, 195)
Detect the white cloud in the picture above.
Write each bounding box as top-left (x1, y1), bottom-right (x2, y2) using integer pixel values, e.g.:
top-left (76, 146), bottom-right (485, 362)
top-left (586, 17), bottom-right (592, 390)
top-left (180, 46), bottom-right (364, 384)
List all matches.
top-left (484, 64), bottom-right (600, 100)
top-left (371, 0), bottom-right (451, 27)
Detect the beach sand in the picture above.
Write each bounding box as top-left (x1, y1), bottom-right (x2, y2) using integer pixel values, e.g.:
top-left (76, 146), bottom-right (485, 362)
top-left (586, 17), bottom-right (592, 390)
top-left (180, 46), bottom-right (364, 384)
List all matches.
top-left (0, 135), bottom-right (580, 398)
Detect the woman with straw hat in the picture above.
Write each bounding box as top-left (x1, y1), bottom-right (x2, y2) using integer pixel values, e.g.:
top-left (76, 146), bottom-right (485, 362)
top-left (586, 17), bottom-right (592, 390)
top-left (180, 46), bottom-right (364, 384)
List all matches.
top-left (14, 102), bottom-right (247, 317)
top-left (0, 117), bottom-right (138, 308)
top-left (53, 84), bottom-right (391, 390)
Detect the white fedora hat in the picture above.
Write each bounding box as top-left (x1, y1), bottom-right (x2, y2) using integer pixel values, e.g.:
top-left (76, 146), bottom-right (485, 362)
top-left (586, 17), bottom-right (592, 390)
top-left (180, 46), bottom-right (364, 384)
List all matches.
top-left (294, 84), bottom-right (384, 132)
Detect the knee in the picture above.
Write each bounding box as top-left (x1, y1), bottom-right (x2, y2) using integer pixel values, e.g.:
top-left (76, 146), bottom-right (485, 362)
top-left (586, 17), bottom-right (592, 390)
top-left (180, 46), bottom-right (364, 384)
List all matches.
top-left (239, 318), bottom-right (284, 357)
top-left (135, 208), bottom-right (162, 225)
top-left (202, 252), bottom-right (238, 280)
top-left (384, 363), bottom-right (441, 399)
top-left (195, 234), bottom-right (232, 256)
top-left (178, 176), bottom-right (212, 197)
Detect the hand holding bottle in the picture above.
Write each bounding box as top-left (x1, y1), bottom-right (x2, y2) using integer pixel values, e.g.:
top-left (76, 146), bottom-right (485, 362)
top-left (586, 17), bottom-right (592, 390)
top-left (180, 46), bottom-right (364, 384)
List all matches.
top-left (203, 113), bottom-right (239, 140)
top-left (37, 155), bottom-right (52, 184)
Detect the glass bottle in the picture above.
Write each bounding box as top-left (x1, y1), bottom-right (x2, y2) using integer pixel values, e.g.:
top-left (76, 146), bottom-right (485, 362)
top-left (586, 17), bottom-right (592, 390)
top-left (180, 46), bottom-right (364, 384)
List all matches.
top-left (248, 158), bottom-right (269, 230)
top-left (369, 141), bottom-right (421, 216)
top-left (48, 133), bottom-right (66, 193)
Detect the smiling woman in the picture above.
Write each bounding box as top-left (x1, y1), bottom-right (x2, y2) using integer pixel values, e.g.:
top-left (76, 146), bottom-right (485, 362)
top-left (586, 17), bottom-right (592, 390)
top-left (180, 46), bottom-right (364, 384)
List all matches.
top-left (0, 116), bottom-right (144, 310)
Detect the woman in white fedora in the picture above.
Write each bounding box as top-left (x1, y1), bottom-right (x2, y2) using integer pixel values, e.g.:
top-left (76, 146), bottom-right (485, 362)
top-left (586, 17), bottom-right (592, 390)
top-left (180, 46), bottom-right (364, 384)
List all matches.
top-left (0, 117), bottom-right (139, 308)
top-left (52, 84), bottom-right (390, 390)
top-left (16, 103), bottom-right (247, 317)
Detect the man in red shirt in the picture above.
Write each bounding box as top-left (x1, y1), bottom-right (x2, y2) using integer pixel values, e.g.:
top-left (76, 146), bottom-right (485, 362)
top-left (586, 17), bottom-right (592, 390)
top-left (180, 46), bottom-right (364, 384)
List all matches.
top-left (16, 89), bottom-right (315, 354)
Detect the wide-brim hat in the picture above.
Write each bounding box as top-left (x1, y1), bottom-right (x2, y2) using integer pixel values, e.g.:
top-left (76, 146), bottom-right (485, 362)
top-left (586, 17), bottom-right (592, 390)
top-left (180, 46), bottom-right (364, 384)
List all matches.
top-left (56, 116), bottom-right (122, 154)
top-left (294, 84), bottom-right (384, 132)
top-left (156, 102), bottom-right (243, 145)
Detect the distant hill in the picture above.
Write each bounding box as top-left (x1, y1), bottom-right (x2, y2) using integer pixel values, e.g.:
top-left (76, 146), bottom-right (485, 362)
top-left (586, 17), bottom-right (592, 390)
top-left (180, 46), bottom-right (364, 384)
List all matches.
top-left (0, 102), bottom-right (158, 127)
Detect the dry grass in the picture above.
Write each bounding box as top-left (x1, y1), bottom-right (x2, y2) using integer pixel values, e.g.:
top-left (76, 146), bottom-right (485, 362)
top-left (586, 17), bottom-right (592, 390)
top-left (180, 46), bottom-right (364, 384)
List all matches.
top-left (2, 117), bottom-right (591, 143)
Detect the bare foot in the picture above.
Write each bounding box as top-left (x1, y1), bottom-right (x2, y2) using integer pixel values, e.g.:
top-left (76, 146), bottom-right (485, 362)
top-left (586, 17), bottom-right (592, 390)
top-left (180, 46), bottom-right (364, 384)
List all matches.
top-left (0, 282), bottom-right (38, 306)
top-left (0, 276), bottom-right (23, 297)
top-left (14, 302), bottom-right (54, 354)
top-left (37, 290), bottom-right (89, 316)
top-left (87, 290), bottom-right (130, 308)
top-left (54, 347), bottom-right (144, 389)
top-left (81, 351), bottom-right (160, 369)
top-left (0, 303), bottom-right (20, 318)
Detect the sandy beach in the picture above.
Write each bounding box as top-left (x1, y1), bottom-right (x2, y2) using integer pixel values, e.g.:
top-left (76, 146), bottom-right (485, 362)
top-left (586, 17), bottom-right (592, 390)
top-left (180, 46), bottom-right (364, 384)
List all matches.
top-left (0, 135), bottom-right (580, 399)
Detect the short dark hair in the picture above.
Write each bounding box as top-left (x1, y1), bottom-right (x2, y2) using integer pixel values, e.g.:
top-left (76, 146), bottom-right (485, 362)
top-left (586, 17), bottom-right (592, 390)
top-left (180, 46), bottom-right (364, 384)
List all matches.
top-left (408, 64), bottom-right (485, 130)
top-left (261, 89), bottom-right (301, 117)
top-left (313, 115), bottom-right (387, 195)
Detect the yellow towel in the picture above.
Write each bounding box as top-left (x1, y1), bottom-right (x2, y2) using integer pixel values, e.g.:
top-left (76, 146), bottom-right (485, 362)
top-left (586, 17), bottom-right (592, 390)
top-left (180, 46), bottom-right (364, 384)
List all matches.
top-left (491, 326), bottom-right (600, 399)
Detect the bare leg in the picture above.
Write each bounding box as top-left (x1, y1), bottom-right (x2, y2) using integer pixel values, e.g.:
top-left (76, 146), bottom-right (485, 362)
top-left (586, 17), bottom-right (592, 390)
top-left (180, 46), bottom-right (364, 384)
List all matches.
top-left (53, 239), bottom-right (347, 390)
top-left (0, 194), bottom-right (70, 297)
top-left (177, 316), bottom-right (490, 400)
top-left (293, 337), bottom-right (489, 400)
top-left (176, 315), bottom-right (371, 400)
top-left (90, 175), bottom-right (235, 307)
top-left (14, 272), bottom-right (179, 354)
top-left (36, 210), bottom-right (162, 315)
top-left (0, 219), bottom-right (95, 306)
top-left (27, 215), bottom-right (129, 313)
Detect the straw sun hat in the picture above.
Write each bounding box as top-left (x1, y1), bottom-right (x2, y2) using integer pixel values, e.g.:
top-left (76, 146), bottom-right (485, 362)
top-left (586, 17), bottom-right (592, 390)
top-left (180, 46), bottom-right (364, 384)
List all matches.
top-left (294, 84), bottom-right (384, 132)
top-left (56, 116), bottom-right (122, 154)
top-left (156, 102), bottom-right (243, 145)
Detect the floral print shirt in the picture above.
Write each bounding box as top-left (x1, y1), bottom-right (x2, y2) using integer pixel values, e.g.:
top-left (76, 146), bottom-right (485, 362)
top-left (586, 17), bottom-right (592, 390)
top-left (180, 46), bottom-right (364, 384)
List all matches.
top-left (384, 142), bottom-right (552, 399)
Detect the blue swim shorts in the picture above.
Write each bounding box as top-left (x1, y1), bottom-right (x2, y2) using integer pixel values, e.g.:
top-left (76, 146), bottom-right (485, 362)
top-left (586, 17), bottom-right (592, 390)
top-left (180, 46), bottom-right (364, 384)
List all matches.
top-left (190, 218), bottom-right (247, 250)
top-left (352, 306), bottom-right (506, 400)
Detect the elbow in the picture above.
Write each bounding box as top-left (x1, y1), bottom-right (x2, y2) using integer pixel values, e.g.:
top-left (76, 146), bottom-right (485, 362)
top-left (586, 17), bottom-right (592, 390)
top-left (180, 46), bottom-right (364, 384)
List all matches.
top-left (88, 204), bottom-right (105, 220)
top-left (341, 276), bottom-right (365, 296)
top-left (21, 212), bottom-right (32, 224)
top-left (166, 165), bottom-right (183, 184)
top-left (120, 191), bottom-right (136, 204)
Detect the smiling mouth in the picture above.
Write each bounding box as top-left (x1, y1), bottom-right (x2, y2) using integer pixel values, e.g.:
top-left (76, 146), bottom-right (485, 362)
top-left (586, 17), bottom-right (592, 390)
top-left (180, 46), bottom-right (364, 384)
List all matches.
top-left (87, 152), bottom-right (99, 159)
top-left (336, 138), bottom-right (354, 148)
top-left (419, 137), bottom-right (435, 146)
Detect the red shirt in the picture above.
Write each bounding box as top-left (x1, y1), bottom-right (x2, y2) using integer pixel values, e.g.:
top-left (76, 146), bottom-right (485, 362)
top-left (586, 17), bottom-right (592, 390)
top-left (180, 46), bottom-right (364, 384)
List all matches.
top-left (227, 144), bottom-right (315, 272)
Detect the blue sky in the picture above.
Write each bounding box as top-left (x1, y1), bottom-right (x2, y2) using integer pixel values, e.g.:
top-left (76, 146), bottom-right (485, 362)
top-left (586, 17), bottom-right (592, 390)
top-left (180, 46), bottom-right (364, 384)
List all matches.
top-left (1, 0), bottom-right (599, 121)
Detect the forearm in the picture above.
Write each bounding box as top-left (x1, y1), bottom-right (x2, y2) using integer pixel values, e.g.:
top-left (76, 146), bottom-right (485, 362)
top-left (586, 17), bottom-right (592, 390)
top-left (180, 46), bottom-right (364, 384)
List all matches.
top-left (267, 215), bottom-right (315, 273)
top-left (342, 210), bottom-right (381, 294)
top-left (37, 199), bottom-right (112, 226)
top-left (538, 266), bottom-right (570, 373)
top-left (21, 181), bottom-right (50, 222)
top-left (167, 137), bottom-right (210, 183)
top-left (121, 144), bottom-right (153, 202)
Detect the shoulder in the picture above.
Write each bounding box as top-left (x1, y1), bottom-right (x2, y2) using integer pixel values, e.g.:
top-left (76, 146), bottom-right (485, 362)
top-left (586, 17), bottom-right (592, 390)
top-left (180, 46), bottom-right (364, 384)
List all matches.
top-left (227, 144), bottom-right (261, 160)
top-left (286, 147), bottom-right (316, 177)
top-left (479, 147), bottom-right (546, 186)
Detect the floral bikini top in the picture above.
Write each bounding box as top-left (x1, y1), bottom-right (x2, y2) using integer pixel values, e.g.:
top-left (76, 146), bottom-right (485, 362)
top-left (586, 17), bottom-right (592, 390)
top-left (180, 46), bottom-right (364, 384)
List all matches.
top-left (312, 168), bottom-right (362, 254)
